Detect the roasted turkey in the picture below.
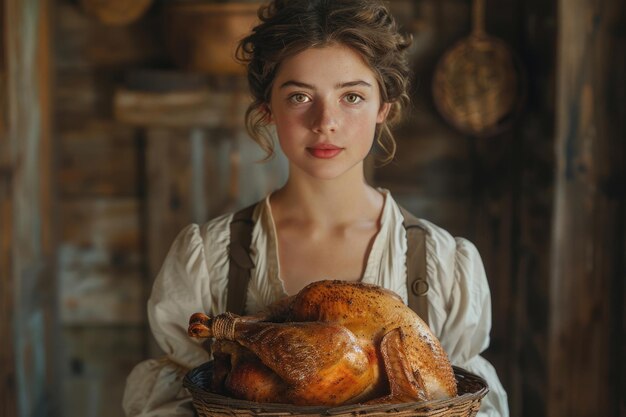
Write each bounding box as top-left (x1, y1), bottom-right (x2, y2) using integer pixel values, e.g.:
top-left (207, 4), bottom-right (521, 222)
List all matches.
top-left (188, 280), bottom-right (457, 406)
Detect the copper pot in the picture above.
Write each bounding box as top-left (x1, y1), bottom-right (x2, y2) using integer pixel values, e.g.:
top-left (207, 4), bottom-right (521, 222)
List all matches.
top-left (79, 0), bottom-right (154, 25)
top-left (163, 2), bottom-right (260, 75)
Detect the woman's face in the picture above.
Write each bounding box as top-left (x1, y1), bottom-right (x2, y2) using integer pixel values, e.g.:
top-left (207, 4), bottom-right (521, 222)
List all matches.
top-left (268, 43), bottom-right (390, 181)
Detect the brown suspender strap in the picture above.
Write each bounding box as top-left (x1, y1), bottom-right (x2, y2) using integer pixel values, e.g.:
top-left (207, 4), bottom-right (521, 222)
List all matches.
top-left (398, 206), bottom-right (429, 325)
top-left (226, 203), bottom-right (257, 315)
top-left (226, 203), bottom-right (429, 325)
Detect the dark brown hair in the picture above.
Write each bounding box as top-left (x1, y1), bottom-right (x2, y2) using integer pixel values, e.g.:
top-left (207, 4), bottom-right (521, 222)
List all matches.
top-left (236, 0), bottom-right (412, 163)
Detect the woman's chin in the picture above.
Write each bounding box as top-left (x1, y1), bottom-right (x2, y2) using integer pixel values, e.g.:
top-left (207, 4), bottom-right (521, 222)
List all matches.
top-left (290, 160), bottom-right (364, 182)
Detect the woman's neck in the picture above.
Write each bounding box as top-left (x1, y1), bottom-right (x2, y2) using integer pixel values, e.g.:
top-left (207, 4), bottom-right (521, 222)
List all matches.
top-left (270, 169), bottom-right (384, 228)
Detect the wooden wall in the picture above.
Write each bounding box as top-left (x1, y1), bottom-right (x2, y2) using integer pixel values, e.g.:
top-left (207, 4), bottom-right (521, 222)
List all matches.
top-left (549, 0), bottom-right (626, 416)
top-left (54, 2), bottom-right (162, 416)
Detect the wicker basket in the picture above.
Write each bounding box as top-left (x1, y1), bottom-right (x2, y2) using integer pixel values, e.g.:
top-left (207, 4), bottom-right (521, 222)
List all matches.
top-left (431, 0), bottom-right (526, 138)
top-left (184, 362), bottom-right (488, 417)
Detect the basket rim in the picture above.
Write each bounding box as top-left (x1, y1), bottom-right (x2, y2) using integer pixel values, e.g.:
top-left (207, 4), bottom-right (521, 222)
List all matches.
top-left (184, 361), bottom-right (489, 415)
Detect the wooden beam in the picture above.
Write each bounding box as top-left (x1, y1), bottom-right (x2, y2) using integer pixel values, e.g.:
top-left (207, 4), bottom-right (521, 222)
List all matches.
top-left (2, 0), bottom-right (58, 415)
top-left (1, 1), bottom-right (15, 414)
top-left (0, 0), bottom-right (17, 414)
top-left (549, 0), bottom-right (626, 416)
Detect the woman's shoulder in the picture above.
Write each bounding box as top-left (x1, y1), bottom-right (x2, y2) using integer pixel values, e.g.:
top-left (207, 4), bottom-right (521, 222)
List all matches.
top-left (195, 201), bottom-right (267, 250)
top-left (162, 212), bottom-right (235, 271)
top-left (415, 218), bottom-right (482, 267)
top-left (414, 218), bottom-right (461, 252)
top-left (388, 203), bottom-right (482, 278)
top-left (170, 212), bottom-right (232, 247)
top-left (199, 211), bottom-right (235, 239)
top-left (386, 193), bottom-right (479, 257)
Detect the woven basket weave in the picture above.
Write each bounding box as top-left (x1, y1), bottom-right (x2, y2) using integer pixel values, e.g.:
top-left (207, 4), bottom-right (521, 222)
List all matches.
top-left (431, 0), bottom-right (525, 138)
top-left (184, 362), bottom-right (488, 417)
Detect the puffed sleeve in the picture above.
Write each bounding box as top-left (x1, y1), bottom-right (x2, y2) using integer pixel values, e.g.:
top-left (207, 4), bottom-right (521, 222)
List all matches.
top-left (425, 228), bottom-right (509, 417)
top-left (122, 223), bottom-right (225, 416)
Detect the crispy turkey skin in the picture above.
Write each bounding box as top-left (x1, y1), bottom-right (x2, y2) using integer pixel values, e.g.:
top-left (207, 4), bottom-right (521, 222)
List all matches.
top-left (189, 280), bottom-right (457, 406)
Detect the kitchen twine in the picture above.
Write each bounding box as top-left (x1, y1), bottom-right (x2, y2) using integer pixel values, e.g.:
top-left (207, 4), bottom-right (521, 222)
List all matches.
top-left (212, 313), bottom-right (239, 341)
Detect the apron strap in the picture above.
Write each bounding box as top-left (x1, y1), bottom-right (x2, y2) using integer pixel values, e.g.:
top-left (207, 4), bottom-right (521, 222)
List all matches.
top-left (226, 203), bottom-right (257, 315)
top-left (399, 206), bottom-right (429, 325)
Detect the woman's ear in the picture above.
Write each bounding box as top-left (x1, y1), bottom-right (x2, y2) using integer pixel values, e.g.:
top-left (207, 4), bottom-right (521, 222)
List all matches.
top-left (377, 102), bottom-right (392, 123)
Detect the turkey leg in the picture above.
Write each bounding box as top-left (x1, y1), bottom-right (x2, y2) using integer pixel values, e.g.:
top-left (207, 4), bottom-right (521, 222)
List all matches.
top-left (189, 312), bottom-right (377, 405)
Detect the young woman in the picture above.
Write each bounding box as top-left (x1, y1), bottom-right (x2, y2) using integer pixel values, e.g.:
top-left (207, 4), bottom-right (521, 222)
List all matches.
top-left (123, 1), bottom-right (509, 416)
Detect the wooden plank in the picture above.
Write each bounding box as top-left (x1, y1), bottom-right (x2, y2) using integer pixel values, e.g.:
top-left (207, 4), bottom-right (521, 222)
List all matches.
top-left (465, 134), bottom-right (517, 394)
top-left (58, 198), bottom-right (143, 324)
top-left (508, 1), bottom-right (558, 416)
top-left (60, 198), bottom-right (141, 252)
top-left (462, 0), bottom-right (532, 408)
top-left (114, 88), bottom-right (249, 128)
top-left (622, 238), bottom-right (626, 417)
top-left (58, 120), bottom-right (139, 197)
top-left (144, 128), bottom-right (195, 283)
top-left (61, 326), bottom-right (145, 417)
top-left (549, 0), bottom-right (626, 415)
top-left (143, 128), bottom-right (196, 357)
top-left (59, 264), bottom-right (144, 325)
top-left (0, 168), bottom-right (16, 417)
top-left (54, 69), bottom-right (104, 127)
top-left (0, 2), bottom-right (5, 143)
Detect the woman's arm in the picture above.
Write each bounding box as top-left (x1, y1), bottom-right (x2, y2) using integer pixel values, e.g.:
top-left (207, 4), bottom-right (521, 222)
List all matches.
top-left (424, 224), bottom-right (509, 417)
top-left (123, 223), bottom-right (226, 416)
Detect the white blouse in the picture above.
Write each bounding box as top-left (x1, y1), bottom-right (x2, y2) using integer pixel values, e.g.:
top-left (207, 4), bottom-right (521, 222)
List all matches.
top-left (123, 190), bottom-right (509, 417)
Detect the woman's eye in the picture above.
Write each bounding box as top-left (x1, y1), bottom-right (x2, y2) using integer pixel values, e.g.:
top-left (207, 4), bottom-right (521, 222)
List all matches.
top-left (289, 93), bottom-right (310, 104)
top-left (344, 94), bottom-right (363, 104)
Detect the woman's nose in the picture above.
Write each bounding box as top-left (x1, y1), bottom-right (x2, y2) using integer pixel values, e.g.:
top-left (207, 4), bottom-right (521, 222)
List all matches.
top-left (310, 101), bottom-right (338, 134)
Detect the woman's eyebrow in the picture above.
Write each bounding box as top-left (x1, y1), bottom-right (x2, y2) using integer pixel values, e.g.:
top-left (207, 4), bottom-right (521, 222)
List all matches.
top-left (336, 80), bottom-right (372, 89)
top-left (279, 80), bottom-right (315, 90)
top-left (278, 80), bottom-right (373, 90)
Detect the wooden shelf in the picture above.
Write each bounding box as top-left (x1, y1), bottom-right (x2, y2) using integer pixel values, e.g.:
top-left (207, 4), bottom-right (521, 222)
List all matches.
top-left (113, 87), bottom-right (249, 128)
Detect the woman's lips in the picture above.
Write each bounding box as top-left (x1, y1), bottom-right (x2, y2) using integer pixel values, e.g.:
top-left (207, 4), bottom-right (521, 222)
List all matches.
top-left (307, 144), bottom-right (343, 159)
